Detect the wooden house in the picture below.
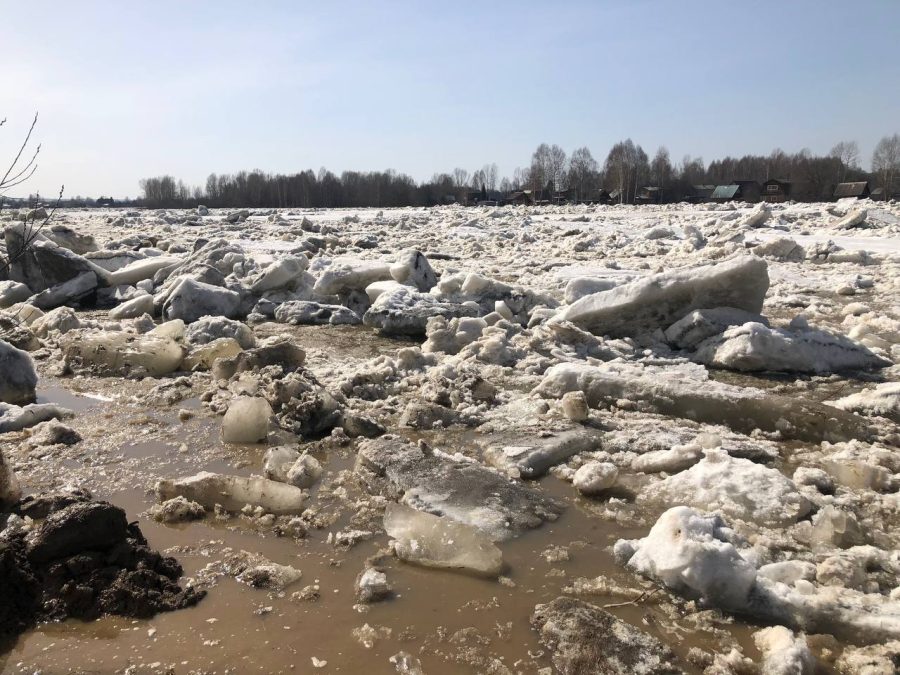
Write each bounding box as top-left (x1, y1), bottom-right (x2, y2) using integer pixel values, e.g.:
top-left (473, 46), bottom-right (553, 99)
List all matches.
top-left (762, 179), bottom-right (792, 203)
top-left (501, 190), bottom-right (534, 206)
top-left (581, 188), bottom-right (612, 205)
top-left (635, 186), bottom-right (668, 204)
top-left (687, 185), bottom-right (716, 203)
top-left (709, 181), bottom-right (761, 203)
top-left (833, 182), bottom-right (871, 199)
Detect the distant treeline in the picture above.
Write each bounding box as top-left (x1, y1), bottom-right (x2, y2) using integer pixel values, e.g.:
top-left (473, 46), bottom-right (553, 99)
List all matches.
top-left (128, 134), bottom-right (895, 208)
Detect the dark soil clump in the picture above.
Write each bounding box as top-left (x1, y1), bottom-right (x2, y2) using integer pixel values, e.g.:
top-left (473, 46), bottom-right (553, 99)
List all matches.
top-left (0, 498), bottom-right (204, 644)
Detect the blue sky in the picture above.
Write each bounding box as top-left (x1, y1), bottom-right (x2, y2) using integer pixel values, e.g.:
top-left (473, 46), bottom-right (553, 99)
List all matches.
top-left (1, 0), bottom-right (898, 198)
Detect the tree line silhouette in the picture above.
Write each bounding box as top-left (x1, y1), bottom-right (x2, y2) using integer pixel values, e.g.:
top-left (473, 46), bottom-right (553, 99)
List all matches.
top-left (133, 134), bottom-right (899, 208)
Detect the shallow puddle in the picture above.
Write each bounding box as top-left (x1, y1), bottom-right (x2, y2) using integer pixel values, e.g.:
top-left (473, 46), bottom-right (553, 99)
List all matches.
top-left (4, 429), bottom-right (768, 674)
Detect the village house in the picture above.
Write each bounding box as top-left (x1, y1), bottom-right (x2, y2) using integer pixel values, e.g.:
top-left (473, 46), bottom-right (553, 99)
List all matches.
top-left (635, 186), bottom-right (669, 204)
top-left (709, 181), bottom-right (761, 203)
top-left (761, 179), bottom-right (792, 203)
top-left (501, 190), bottom-right (534, 206)
top-left (580, 188), bottom-right (612, 205)
top-left (687, 185), bottom-right (716, 203)
top-left (833, 181), bottom-right (871, 200)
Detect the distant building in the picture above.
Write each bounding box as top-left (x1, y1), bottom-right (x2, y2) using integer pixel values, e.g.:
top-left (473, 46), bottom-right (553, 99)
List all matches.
top-left (762, 179), bottom-right (792, 203)
top-left (688, 185), bottom-right (716, 203)
top-left (501, 190), bottom-right (534, 206)
top-left (635, 186), bottom-right (669, 204)
top-left (96, 196), bottom-right (115, 207)
top-left (710, 181), bottom-right (761, 203)
top-left (870, 187), bottom-right (886, 201)
top-left (465, 189), bottom-right (503, 206)
top-left (833, 181), bottom-right (871, 199)
top-left (552, 188), bottom-right (576, 205)
top-left (608, 189), bottom-right (622, 204)
top-left (581, 188), bottom-right (612, 205)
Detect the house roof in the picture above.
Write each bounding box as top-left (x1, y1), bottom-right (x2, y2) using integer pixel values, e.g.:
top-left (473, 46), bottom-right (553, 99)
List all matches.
top-left (834, 182), bottom-right (870, 198)
top-left (763, 178), bottom-right (791, 185)
top-left (711, 184), bottom-right (740, 199)
top-left (503, 191), bottom-right (531, 201)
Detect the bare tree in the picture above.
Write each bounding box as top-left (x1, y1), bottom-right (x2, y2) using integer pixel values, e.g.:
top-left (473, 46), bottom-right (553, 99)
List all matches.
top-left (567, 147), bottom-right (598, 201)
top-left (511, 167), bottom-right (526, 191)
top-left (872, 134), bottom-right (900, 200)
top-left (482, 163), bottom-right (498, 192)
top-left (469, 168), bottom-right (485, 190)
top-left (0, 113), bottom-right (64, 279)
top-left (530, 143), bottom-right (567, 197)
top-left (452, 167), bottom-right (469, 190)
top-left (604, 142), bottom-right (631, 204)
top-left (603, 139), bottom-right (647, 203)
top-left (529, 144), bottom-right (549, 195)
top-left (829, 140), bottom-right (860, 182)
top-left (650, 146), bottom-right (673, 197)
top-left (546, 145), bottom-right (567, 191)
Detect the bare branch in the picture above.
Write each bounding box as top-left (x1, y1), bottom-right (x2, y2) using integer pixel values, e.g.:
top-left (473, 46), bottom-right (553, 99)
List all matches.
top-left (3, 143), bottom-right (41, 187)
top-left (0, 112), bottom-right (39, 189)
top-left (0, 163), bottom-right (39, 190)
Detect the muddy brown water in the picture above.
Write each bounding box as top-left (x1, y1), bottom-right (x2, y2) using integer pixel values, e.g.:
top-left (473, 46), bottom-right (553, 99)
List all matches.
top-left (2, 325), bottom-right (833, 674)
top-left (2, 471), bottom-right (761, 675)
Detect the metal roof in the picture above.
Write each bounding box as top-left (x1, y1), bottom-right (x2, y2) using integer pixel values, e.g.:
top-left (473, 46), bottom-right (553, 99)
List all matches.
top-left (711, 184), bottom-right (740, 199)
top-left (833, 182), bottom-right (869, 198)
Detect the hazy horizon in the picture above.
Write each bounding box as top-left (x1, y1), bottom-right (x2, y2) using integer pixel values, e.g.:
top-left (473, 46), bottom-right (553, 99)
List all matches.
top-left (2, 0), bottom-right (898, 199)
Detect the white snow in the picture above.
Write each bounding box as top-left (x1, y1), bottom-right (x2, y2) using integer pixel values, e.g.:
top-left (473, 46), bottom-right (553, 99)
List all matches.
top-left (613, 506), bottom-right (757, 608)
top-left (640, 448), bottom-right (811, 526)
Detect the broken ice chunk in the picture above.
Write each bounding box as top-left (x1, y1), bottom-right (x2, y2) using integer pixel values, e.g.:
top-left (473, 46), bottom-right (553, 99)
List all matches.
top-left (156, 471), bottom-right (307, 515)
top-left (0, 402), bottom-right (73, 433)
top-left (383, 503), bottom-right (503, 577)
top-left (62, 330), bottom-right (185, 377)
top-left (631, 443), bottom-right (703, 474)
top-left (572, 461), bottom-right (618, 496)
top-left (313, 259), bottom-right (392, 296)
top-left (807, 505), bottom-right (864, 549)
top-left (148, 496), bottom-right (206, 524)
top-left (552, 255), bottom-right (769, 337)
top-left (0, 447), bottom-right (22, 507)
top-left (694, 322), bottom-right (890, 374)
top-left (664, 307), bottom-right (767, 350)
top-left (828, 382), bottom-right (900, 423)
top-left (356, 567), bottom-right (392, 603)
top-left (614, 505), bottom-right (757, 609)
top-left (535, 361), bottom-right (873, 443)
top-left (221, 396), bottom-right (272, 444)
top-left (236, 562), bottom-right (302, 589)
top-left (263, 446), bottom-right (301, 482)
top-left (182, 337), bottom-right (242, 371)
top-left (640, 449), bottom-right (810, 527)
top-left (286, 454), bottom-right (323, 489)
top-left (482, 428), bottom-right (601, 479)
top-left (389, 249), bottom-right (437, 292)
top-left (358, 437), bottom-right (563, 540)
top-left (0, 338), bottom-right (38, 404)
top-left (560, 391), bottom-right (589, 422)
top-left (753, 626), bottom-right (815, 675)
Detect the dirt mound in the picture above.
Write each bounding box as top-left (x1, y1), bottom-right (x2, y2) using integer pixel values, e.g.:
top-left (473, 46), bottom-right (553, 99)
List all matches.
top-left (0, 498), bottom-right (204, 644)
